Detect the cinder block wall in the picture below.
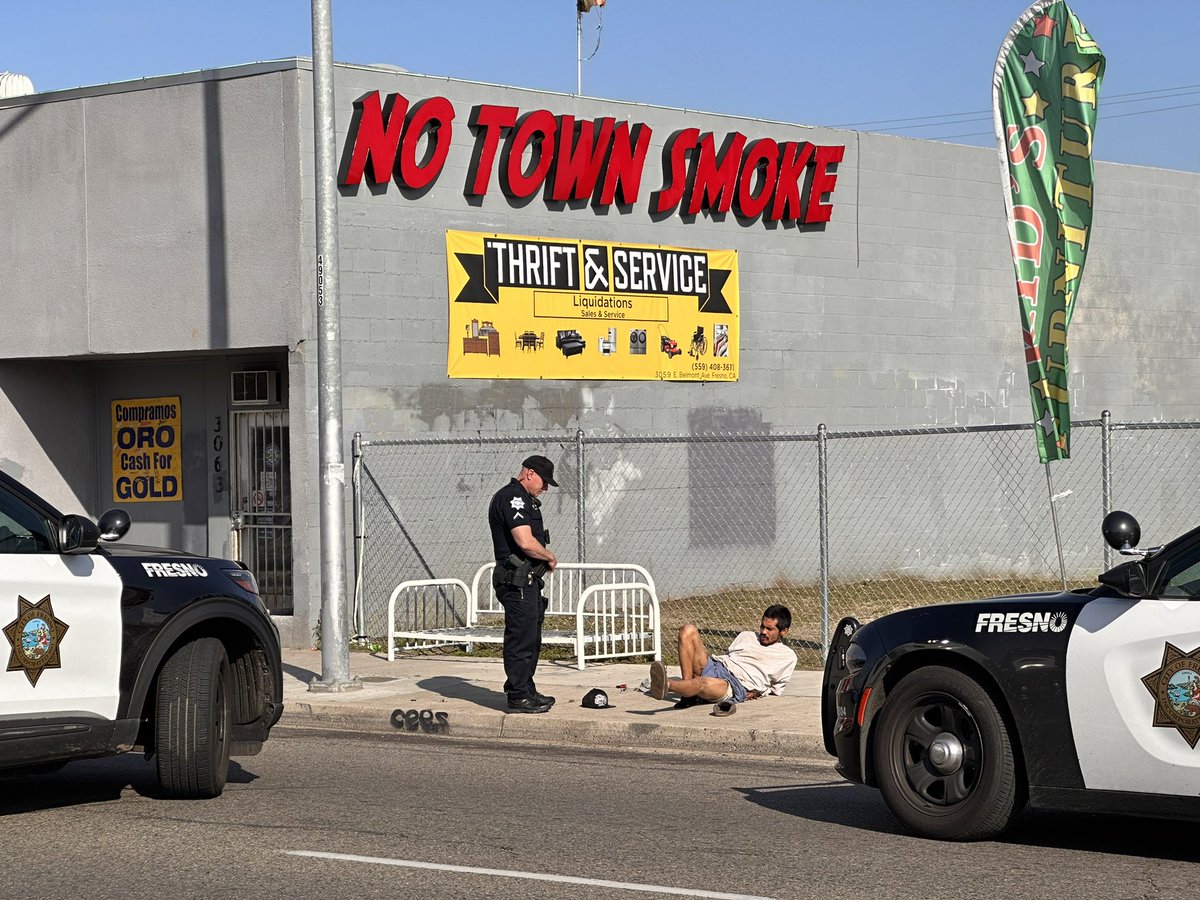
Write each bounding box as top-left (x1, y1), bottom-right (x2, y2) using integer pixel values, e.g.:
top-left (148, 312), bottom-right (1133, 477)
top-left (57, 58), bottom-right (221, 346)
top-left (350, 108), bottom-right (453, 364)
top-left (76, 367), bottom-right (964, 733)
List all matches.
top-left (310, 65), bottom-right (1200, 608)
top-left (321, 66), bottom-right (1200, 444)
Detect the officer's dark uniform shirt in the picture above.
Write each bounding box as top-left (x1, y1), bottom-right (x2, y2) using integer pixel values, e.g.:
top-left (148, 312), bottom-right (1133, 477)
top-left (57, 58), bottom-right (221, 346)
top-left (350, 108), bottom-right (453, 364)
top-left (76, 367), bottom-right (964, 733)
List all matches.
top-left (488, 478), bottom-right (546, 563)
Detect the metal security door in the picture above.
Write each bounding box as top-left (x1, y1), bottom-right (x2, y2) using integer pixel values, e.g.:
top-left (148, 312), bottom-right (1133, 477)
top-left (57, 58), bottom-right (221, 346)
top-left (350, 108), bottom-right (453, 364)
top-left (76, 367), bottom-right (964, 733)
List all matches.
top-left (230, 410), bottom-right (292, 614)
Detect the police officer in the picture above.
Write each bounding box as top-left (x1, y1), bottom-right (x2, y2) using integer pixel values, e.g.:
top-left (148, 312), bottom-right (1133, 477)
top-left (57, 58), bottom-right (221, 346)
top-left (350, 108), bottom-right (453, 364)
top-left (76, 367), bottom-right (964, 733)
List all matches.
top-left (488, 455), bottom-right (559, 713)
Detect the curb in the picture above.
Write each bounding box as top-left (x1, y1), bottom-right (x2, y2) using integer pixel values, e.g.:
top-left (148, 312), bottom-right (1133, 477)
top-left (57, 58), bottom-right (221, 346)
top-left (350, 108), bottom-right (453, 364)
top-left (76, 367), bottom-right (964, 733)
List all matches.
top-left (280, 701), bottom-right (829, 761)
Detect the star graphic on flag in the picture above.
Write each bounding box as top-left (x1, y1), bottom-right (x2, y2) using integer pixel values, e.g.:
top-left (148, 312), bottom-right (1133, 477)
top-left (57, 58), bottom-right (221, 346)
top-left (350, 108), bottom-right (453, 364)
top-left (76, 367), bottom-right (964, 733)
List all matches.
top-left (1022, 90), bottom-right (1049, 120)
top-left (1037, 407), bottom-right (1055, 436)
top-left (1032, 13), bottom-right (1057, 39)
top-left (1020, 49), bottom-right (1045, 76)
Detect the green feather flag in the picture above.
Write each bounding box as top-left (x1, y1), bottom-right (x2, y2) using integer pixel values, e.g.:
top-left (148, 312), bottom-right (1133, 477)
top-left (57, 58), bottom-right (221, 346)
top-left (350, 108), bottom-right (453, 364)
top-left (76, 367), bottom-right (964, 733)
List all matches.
top-left (993, 1), bottom-right (1105, 462)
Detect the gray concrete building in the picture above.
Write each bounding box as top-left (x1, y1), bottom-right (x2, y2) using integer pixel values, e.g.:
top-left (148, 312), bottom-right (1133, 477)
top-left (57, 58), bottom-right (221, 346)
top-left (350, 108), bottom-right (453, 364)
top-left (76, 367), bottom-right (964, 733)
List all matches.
top-left (2, 59), bottom-right (1197, 647)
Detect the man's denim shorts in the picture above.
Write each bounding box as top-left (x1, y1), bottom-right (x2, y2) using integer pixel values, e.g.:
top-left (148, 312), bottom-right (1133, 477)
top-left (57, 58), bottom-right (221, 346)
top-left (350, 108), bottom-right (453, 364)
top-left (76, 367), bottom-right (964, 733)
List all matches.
top-left (701, 657), bottom-right (747, 703)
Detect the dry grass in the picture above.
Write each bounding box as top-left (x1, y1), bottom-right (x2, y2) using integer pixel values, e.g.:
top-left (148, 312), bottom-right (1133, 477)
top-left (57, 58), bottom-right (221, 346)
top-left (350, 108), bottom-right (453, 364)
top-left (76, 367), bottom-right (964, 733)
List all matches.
top-left (658, 574), bottom-right (1083, 669)
top-left (387, 574), bottom-right (1085, 670)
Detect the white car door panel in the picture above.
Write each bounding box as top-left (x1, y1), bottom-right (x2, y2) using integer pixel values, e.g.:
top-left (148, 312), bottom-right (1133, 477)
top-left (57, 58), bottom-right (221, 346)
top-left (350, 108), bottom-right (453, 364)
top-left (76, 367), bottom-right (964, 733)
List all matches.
top-left (0, 553), bottom-right (123, 720)
top-left (1067, 596), bottom-right (1200, 794)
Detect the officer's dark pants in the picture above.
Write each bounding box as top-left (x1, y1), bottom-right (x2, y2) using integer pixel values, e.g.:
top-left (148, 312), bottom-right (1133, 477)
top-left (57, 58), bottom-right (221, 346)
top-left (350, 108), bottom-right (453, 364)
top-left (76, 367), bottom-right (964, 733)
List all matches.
top-left (496, 580), bottom-right (547, 700)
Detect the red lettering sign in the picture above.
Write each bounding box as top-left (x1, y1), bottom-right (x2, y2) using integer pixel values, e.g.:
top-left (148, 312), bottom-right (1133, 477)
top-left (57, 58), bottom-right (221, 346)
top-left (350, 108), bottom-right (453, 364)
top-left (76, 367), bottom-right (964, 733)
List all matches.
top-left (400, 97), bottom-right (454, 190)
top-left (550, 116), bottom-right (614, 202)
top-left (687, 132), bottom-right (746, 216)
top-left (651, 129), bottom-right (700, 214)
top-left (465, 104), bottom-right (519, 196)
top-left (596, 122), bottom-right (651, 206)
top-left (500, 110), bottom-right (557, 198)
top-left (340, 91), bottom-right (408, 185)
top-left (339, 91), bottom-right (455, 189)
top-left (736, 138), bottom-right (778, 219)
top-left (768, 141), bottom-right (813, 222)
top-left (804, 144), bottom-right (844, 224)
top-left (339, 93), bottom-right (845, 226)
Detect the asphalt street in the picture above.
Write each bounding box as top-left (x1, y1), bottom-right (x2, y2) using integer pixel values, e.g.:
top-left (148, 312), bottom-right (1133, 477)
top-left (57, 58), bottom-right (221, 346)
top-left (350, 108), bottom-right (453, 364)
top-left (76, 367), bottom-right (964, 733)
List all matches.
top-left (2, 727), bottom-right (1198, 899)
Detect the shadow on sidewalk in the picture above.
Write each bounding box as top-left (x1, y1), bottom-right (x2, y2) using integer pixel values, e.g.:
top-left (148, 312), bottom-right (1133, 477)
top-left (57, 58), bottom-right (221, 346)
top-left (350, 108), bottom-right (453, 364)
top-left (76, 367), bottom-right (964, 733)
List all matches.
top-left (417, 675), bottom-right (507, 710)
top-left (282, 662), bottom-right (320, 684)
top-left (625, 705), bottom-right (705, 716)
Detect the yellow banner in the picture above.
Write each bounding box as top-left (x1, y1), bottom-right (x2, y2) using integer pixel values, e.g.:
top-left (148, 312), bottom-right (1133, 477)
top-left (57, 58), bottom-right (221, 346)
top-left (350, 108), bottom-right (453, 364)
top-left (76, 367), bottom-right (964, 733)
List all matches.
top-left (446, 230), bottom-right (739, 381)
top-left (111, 397), bottom-right (183, 503)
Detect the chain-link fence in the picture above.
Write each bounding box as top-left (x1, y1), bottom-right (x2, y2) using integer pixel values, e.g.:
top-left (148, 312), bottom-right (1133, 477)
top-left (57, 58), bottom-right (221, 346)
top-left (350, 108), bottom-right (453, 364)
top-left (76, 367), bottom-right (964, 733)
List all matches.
top-left (352, 414), bottom-right (1200, 668)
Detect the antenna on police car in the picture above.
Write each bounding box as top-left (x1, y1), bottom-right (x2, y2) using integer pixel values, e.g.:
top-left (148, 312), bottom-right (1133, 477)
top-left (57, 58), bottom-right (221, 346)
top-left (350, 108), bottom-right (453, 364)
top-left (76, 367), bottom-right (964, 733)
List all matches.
top-left (576, 0), bottom-right (606, 95)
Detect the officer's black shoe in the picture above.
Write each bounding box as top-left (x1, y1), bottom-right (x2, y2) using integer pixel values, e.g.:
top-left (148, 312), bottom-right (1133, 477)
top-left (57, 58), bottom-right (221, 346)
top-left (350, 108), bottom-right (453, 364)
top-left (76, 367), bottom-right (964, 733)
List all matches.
top-left (534, 692), bottom-right (556, 706)
top-left (507, 696), bottom-right (552, 714)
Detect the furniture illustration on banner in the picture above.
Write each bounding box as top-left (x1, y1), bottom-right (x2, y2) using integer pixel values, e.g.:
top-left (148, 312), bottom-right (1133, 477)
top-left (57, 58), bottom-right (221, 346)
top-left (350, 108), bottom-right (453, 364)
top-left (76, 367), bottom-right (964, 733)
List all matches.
top-left (464, 320), bottom-right (501, 356)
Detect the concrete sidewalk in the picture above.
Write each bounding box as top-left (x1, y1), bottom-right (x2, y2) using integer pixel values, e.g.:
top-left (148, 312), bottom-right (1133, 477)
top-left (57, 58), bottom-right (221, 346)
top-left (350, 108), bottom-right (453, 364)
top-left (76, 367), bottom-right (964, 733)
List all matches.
top-left (280, 649), bottom-right (829, 760)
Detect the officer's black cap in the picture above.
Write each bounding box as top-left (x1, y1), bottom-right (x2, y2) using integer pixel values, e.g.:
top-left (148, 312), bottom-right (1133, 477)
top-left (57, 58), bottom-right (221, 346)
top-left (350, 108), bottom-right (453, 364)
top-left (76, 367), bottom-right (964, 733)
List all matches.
top-left (522, 455), bottom-right (558, 487)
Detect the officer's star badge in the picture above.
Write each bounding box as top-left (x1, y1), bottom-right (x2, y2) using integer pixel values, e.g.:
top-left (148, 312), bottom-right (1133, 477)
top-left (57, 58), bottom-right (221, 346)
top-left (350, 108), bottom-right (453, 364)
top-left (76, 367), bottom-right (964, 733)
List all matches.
top-left (1141, 642), bottom-right (1200, 749)
top-left (510, 497), bottom-right (525, 510)
top-left (3, 594), bottom-right (70, 687)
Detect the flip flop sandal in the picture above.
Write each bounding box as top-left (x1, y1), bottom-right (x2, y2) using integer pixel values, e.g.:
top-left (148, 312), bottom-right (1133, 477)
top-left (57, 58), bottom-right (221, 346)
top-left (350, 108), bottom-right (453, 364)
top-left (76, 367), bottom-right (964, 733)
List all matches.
top-left (712, 700), bottom-right (737, 717)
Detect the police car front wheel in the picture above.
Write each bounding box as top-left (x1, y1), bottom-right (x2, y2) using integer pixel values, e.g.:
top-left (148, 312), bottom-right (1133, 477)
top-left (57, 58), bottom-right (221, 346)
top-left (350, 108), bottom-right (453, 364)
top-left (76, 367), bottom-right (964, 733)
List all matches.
top-left (873, 666), bottom-right (1022, 841)
top-left (154, 637), bottom-right (232, 799)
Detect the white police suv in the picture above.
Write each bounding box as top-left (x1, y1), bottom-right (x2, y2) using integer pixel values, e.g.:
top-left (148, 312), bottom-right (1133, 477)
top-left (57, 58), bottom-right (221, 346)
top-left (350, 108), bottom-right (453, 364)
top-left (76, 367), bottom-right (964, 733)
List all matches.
top-left (0, 469), bottom-right (282, 798)
top-left (823, 511), bottom-right (1200, 840)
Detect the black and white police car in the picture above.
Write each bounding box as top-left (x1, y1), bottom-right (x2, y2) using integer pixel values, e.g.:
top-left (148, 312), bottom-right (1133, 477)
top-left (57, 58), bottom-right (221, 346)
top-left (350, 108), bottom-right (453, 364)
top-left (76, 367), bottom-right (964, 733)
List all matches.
top-left (0, 470), bottom-right (282, 798)
top-left (823, 510), bottom-right (1200, 840)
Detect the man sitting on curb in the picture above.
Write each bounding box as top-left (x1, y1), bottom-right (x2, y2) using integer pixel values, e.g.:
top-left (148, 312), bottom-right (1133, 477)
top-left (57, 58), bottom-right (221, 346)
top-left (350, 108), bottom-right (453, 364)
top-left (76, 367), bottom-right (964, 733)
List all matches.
top-left (648, 605), bottom-right (797, 709)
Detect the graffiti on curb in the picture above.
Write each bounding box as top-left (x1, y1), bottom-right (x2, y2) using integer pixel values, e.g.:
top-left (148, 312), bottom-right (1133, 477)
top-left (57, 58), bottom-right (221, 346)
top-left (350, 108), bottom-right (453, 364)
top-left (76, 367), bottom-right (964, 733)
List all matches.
top-left (390, 708), bottom-right (450, 734)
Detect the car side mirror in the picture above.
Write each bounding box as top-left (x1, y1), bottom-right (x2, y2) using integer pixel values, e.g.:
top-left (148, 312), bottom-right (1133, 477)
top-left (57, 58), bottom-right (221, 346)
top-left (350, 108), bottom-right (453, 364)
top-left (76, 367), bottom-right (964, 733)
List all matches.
top-left (1098, 559), bottom-right (1147, 597)
top-left (98, 508), bottom-right (131, 542)
top-left (59, 514), bottom-right (101, 554)
top-left (1102, 511), bottom-right (1141, 552)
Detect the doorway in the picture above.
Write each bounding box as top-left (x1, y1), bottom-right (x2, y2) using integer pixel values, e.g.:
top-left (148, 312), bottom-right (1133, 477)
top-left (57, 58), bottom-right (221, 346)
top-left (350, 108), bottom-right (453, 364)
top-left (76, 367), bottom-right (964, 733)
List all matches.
top-left (230, 409), bottom-right (292, 614)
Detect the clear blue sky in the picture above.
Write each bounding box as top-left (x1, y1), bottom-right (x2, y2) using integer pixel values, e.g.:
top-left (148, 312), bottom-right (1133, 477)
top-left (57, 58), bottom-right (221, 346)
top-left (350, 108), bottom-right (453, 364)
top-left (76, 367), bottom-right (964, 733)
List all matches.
top-left (4, 1), bottom-right (1197, 172)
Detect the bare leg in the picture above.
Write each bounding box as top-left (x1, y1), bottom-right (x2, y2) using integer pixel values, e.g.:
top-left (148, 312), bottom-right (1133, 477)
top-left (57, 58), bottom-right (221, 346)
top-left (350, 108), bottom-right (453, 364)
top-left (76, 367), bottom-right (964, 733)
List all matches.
top-left (676, 623), bottom-right (710, 679)
top-left (668, 674), bottom-right (731, 701)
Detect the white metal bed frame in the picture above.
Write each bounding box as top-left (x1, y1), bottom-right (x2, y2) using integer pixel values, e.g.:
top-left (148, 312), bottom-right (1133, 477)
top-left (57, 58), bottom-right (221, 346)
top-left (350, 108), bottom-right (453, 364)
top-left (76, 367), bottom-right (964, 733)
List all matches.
top-left (387, 562), bottom-right (662, 670)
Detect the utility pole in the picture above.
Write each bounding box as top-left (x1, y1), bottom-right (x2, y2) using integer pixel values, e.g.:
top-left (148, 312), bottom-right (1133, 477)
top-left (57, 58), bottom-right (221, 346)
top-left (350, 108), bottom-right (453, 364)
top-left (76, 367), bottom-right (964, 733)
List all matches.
top-left (308, 0), bottom-right (360, 693)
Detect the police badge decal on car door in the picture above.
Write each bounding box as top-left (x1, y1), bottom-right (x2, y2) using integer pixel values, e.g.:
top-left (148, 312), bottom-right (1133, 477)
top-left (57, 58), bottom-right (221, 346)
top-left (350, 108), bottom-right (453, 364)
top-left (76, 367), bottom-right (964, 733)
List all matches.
top-left (2, 595), bottom-right (69, 686)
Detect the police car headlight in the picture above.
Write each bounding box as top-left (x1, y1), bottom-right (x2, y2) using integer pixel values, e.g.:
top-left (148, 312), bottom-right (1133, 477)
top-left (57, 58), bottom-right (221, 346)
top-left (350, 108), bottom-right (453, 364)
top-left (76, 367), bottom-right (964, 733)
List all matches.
top-left (224, 568), bottom-right (260, 596)
top-left (845, 641), bottom-right (867, 674)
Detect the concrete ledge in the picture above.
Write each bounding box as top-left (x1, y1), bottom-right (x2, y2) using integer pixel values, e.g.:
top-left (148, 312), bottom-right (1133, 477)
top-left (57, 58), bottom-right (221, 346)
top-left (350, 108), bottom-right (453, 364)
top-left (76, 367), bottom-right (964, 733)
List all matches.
top-left (280, 696), bottom-right (829, 760)
top-left (279, 649), bottom-right (830, 761)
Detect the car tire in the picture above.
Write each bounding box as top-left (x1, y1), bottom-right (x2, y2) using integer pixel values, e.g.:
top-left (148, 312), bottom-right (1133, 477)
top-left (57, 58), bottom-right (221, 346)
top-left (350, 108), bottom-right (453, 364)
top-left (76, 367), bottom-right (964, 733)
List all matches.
top-left (155, 637), bottom-right (231, 799)
top-left (873, 666), bottom-right (1021, 841)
